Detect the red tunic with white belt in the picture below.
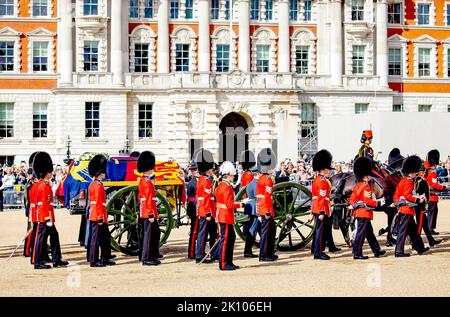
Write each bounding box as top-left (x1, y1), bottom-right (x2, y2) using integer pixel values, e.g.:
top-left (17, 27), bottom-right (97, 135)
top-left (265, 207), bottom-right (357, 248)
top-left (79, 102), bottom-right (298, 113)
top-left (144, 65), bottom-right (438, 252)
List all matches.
top-left (311, 175), bottom-right (331, 216)
top-left (349, 181), bottom-right (379, 220)
top-left (215, 180), bottom-right (241, 225)
top-left (196, 175), bottom-right (216, 218)
top-left (256, 174), bottom-right (274, 217)
top-left (425, 168), bottom-right (444, 203)
top-left (138, 175), bottom-right (158, 219)
top-left (88, 179), bottom-right (108, 223)
top-left (393, 176), bottom-right (420, 216)
top-left (36, 179), bottom-right (55, 223)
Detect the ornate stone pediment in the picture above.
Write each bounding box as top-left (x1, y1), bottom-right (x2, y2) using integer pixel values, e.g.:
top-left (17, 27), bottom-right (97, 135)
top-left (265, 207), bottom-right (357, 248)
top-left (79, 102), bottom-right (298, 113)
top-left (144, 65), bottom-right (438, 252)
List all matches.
top-left (0, 26), bottom-right (20, 37)
top-left (346, 22), bottom-right (374, 40)
top-left (77, 17), bottom-right (108, 33)
top-left (229, 69), bottom-right (246, 88)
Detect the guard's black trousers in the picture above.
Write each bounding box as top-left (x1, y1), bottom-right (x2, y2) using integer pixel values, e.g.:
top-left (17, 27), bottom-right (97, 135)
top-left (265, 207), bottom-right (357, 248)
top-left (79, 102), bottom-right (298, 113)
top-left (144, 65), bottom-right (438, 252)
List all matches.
top-left (427, 202), bottom-right (438, 231)
top-left (142, 218), bottom-right (161, 262)
top-left (32, 222), bottom-right (62, 265)
top-left (187, 201), bottom-right (198, 259)
top-left (196, 217), bottom-right (218, 261)
top-left (218, 223), bottom-right (236, 270)
top-left (312, 214), bottom-right (327, 257)
top-left (415, 207), bottom-right (436, 244)
top-left (87, 221), bottom-right (111, 263)
top-left (353, 218), bottom-right (381, 256)
top-left (259, 217), bottom-right (276, 259)
top-left (243, 216), bottom-right (259, 255)
top-left (395, 214), bottom-right (425, 254)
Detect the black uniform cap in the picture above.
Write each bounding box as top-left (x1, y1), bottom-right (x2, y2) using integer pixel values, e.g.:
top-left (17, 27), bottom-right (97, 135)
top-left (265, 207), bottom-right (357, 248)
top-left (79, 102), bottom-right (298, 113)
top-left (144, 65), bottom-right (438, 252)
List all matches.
top-left (194, 149), bottom-right (214, 174)
top-left (257, 148), bottom-right (277, 174)
top-left (353, 157), bottom-right (372, 181)
top-left (312, 149), bottom-right (333, 172)
top-left (137, 151), bottom-right (156, 173)
top-left (88, 154), bottom-right (108, 178)
top-left (426, 149), bottom-right (440, 166)
top-left (402, 155), bottom-right (422, 175)
top-left (240, 150), bottom-right (256, 171)
top-left (33, 152), bottom-right (53, 179)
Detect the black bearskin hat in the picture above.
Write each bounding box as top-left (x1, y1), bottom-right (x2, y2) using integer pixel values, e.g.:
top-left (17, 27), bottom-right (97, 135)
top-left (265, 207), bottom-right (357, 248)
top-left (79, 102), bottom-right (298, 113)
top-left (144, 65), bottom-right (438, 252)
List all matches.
top-left (28, 152), bottom-right (39, 166)
top-left (402, 155), bottom-right (422, 175)
top-left (312, 149), bottom-right (333, 172)
top-left (257, 148), bottom-right (277, 174)
top-left (360, 130), bottom-right (373, 143)
top-left (88, 154), bottom-right (108, 178)
top-left (194, 149), bottom-right (214, 174)
top-left (388, 148), bottom-right (404, 166)
top-left (240, 150), bottom-right (256, 171)
top-left (426, 149), bottom-right (440, 166)
top-left (353, 157), bottom-right (372, 181)
top-left (129, 151), bottom-right (140, 158)
top-left (137, 151), bottom-right (156, 173)
top-left (33, 152), bottom-right (53, 179)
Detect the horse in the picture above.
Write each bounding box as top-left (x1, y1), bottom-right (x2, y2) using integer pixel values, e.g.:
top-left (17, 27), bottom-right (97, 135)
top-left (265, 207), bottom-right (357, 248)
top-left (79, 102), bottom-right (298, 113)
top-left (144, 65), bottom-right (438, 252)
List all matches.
top-left (330, 162), bottom-right (404, 247)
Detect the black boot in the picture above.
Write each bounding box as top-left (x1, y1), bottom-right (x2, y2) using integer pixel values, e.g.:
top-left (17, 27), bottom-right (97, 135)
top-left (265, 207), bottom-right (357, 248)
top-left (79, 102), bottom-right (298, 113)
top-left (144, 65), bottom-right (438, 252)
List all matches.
top-left (34, 263), bottom-right (51, 269)
top-left (53, 260), bottom-right (69, 268)
top-left (429, 239), bottom-right (442, 247)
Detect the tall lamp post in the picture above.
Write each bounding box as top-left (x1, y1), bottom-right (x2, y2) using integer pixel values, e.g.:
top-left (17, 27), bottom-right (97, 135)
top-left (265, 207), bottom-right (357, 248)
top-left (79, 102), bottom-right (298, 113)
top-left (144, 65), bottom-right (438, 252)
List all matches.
top-left (63, 135), bottom-right (72, 165)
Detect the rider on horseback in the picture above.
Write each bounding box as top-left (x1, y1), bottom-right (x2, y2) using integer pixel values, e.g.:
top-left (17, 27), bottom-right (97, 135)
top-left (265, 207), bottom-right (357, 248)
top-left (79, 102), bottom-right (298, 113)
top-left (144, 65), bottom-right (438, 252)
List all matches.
top-left (356, 130), bottom-right (386, 178)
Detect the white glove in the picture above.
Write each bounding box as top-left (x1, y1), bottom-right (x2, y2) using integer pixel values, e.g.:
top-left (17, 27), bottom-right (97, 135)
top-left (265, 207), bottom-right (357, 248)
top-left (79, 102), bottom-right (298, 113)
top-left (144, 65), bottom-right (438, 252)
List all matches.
top-left (46, 221), bottom-right (54, 227)
top-left (378, 197), bottom-right (386, 206)
top-left (241, 198), bottom-right (251, 204)
top-left (258, 216), bottom-right (262, 223)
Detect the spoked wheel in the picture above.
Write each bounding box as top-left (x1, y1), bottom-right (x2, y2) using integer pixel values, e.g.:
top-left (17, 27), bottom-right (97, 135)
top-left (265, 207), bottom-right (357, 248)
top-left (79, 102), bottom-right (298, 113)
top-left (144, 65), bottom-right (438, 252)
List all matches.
top-left (106, 185), bottom-right (174, 256)
top-left (235, 181), bottom-right (315, 251)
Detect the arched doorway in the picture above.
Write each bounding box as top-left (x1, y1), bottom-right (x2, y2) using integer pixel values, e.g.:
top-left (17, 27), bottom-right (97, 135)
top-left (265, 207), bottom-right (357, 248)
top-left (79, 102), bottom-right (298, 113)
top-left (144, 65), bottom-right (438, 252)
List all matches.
top-left (219, 112), bottom-right (250, 163)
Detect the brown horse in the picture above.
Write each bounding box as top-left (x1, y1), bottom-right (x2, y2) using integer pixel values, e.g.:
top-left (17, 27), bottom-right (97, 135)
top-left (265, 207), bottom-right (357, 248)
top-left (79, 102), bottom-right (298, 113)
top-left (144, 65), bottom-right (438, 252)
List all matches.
top-left (330, 165), bottom-right (403, 246)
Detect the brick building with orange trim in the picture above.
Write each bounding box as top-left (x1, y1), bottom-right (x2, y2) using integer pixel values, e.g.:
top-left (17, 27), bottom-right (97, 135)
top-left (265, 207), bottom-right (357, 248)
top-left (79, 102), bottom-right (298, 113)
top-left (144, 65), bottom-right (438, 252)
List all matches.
top-left (0, 0), bottom-right (449, 165)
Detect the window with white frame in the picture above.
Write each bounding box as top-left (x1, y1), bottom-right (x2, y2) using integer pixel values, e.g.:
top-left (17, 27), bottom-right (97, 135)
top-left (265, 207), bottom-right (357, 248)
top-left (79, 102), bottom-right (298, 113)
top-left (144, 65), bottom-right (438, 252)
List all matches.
top-left (83, 41), bottom-right (99, 72)
top-left (418, 104), bottom-right (431, 112)
top-left (417, 3), bottom-right (430, 25)
top-left (447, 3), bottom-right (450, 25)
top-left (33, 103), bottom-right (47, 138)
top-left (0, 41), bottom-right (14, 72)
top-left (250, 0), bottom-right (259, 20)
top-left (388, 2), bottom-right (402, 24)
top-left (211, 0), bottom-right (220, 19)
top-left (295, 46), bottom-right (309, 74)
top-left (144, 0), bottom-right (153, 18)
top-left (388, 47), bottom-right (402, 76)
top-left (448, 48), bottom-right (450, 77)
top-left (304, 0), bottom-right (312, 21)
top-left (216, 44), bottom-right (230, 73)
top-left (175, 43), bottom-right (189, 72)
top-left (0, 102), bottom-right (13, 138)
top-left (355, 103), bottom-right (368, 114)
top-left (392, 104), bottom-right (404, 112)
top-left (185, 0), bottom-right (193, 19)
top-left (138, 103), bottom-right (153, 138)
top-left (85, 102), bottom-right (100, 138)
top-left (351, 0), bottom-right (364, 21)
top-left (32, 41), bottom-right (49, 72)
top-left (0, 0), bottom-right (14, 16)
top-left (265, 0), bottom-right (273, 21)
top-left (170, 0), bottom-right (179, 19)
top-left (290, 0), bottom-right (298, 21)
top-left (134, 43), bottom-right (149, 72)
top-left (352, 45), bottom-right (365, 74)
top-left (256, 45), bottom-right (270, 73)
top-left (225, 0), bottom-right (230, 20)
top-left (83, 0), bottom-right (98, 16)
top-left (418, 47), bottom-right (431, 77)
top-left (129, 0), bottom-right (139, 18)
top-left (33, 0), bottom-right (48, 17)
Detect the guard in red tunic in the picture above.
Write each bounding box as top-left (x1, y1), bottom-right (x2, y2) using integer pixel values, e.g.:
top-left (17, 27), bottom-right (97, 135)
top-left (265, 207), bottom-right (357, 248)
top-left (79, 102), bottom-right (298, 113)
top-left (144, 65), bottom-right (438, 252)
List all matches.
top-left (195, 149), bottom-right (218, 263)
top-left (240, 150), bottom-right (255, 190)
top-left (256, 148), bottom-right (277, 262)
top-left (424, 149), bottom-right (447, 236)
top-left (138, 151), bottom-right (161, 266)
top-left (87, 155), bottom-right (115, 267)
top-left (349, 157), bottom-right (386, 259)
top-left (393, 155), bottom-right (429, 257)
top-left (32, 152), bottom-right (68, 269)
top-left (311, 149), bottom-right (333, 260)
top-left (24, 152), bottom-right (40, 259)
top-left (216, 161), bottom-right (244, 271)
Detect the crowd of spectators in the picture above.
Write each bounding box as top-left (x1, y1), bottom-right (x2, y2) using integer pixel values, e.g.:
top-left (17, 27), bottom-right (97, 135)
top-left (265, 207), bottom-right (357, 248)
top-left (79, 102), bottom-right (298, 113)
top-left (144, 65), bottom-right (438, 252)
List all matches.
top-left (0, 162), bottom-right (68, 211)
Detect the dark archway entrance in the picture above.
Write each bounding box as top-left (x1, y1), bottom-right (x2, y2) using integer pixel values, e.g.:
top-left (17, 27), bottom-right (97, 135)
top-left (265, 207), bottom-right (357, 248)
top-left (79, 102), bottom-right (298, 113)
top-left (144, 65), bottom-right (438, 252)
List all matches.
top-left (219, 112), bottom-right (249, 163)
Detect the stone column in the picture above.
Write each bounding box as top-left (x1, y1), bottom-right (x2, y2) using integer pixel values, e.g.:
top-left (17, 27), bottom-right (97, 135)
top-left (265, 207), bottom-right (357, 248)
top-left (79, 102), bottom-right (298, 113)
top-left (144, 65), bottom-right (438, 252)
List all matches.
top-left (158, 0), bottom-right (170, 73)
top-left (198, 0), bottom-right (210, 72)
top-left (238, 0), bottom-right (250, 72)
top-left (59, 0), bottom-right (73, 86)
top-left (376, 0), bottom-right (388, 87)
top-left (330, 0), bottom-right (343, 87)
top-left (278, 0), bottom-right (290, 72)
top-left (111, 0), bottom-right (124, 85)
top-left (316, 0), bottom-right (329, 75)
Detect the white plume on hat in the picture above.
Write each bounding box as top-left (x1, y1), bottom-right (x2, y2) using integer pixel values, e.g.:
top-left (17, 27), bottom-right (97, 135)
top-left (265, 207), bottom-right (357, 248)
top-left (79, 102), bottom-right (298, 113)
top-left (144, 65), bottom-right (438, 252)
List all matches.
top-left (220, 161), bottom-right (236, 176)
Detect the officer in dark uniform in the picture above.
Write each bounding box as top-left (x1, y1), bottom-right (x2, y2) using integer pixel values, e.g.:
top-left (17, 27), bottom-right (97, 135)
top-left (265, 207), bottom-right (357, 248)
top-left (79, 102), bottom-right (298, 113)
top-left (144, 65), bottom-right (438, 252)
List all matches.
top-left (356, 130), bottom-right (384, 178)
top-left (187, 161), bottom-right (199, 259)
top-left (243, 165), bottom-right (259, 258)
